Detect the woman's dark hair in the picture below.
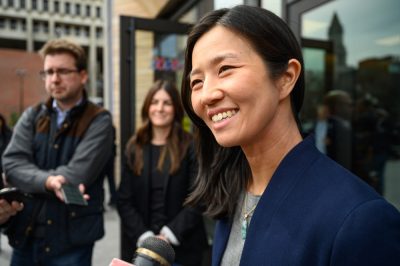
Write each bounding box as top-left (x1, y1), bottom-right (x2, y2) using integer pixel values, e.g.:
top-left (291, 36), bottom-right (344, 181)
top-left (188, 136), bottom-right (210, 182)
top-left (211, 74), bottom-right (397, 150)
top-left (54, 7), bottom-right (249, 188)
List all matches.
top-left (126, 80), bottom-right (191, 175)
top-left (181, 5), bottom-right (305, 219)
top-left (0, 113), bottom-right (9, 135)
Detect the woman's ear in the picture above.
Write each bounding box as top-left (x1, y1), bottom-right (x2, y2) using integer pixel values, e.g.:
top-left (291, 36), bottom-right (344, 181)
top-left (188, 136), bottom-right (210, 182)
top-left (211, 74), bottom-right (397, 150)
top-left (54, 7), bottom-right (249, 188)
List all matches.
top-left (278, 59), bottom-right (301, 101)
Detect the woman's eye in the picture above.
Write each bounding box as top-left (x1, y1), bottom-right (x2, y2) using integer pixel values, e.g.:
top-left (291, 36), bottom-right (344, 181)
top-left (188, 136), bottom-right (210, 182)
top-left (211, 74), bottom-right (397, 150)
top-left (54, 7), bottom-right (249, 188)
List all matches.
top-left (190, 79), bottom-right (202, 90)
top-left (219, 65), bottom-right (233, 74)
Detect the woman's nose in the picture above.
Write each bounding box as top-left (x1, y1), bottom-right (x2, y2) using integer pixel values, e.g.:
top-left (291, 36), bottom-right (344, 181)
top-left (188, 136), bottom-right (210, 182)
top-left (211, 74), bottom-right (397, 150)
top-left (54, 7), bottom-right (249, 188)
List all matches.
top-left (156, 102), bottom-right (165, 111)
top-left (200, 80), bottom-right (224, 106)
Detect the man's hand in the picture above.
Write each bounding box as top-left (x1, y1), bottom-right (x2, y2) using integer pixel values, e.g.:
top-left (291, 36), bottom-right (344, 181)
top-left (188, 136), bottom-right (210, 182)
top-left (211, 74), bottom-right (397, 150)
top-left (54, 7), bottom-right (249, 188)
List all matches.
top-left (45, 175), bottom-right (67, 201)
top-left (0, 199), bottom-right (23, 225)
top-left (45, 175), bottom-right (90, 202)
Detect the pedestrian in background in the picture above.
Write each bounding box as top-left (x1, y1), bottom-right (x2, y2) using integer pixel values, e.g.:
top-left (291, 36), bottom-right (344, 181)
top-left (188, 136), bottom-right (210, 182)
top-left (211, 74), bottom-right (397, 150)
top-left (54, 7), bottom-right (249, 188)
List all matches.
top-left (0, 113), bottom-right (12, 188)
top-left (2, 38), bottom-right (114, 266)
top-left (105, 126), bottom-right (118, 208)
top-left (180, 5), bottom-right (400, 265)
top-left (117, 80), bottom-right (208, 266)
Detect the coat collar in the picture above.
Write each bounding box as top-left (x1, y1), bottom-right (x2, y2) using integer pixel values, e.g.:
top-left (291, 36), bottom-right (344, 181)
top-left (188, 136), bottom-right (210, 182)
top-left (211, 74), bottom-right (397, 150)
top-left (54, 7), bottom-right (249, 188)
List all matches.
top-left (212, 136), bottom-right (320, 266)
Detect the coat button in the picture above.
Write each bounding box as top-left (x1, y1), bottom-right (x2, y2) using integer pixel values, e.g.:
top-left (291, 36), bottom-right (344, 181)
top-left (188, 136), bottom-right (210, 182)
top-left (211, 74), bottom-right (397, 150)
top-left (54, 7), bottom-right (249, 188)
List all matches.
top-left (47, 219), bottom-right (52, 225)
top-left (71, 212), bottom-right (76, 217)
top-left (45, 246), bottom-right (51, 252)
top-left (54, 144), bottom-right (59, 149)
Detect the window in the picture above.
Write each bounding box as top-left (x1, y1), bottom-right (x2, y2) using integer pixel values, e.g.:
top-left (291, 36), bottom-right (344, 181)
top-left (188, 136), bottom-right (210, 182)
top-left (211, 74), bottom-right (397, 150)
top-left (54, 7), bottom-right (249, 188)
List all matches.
top-left (96, 6), bottom-right (101, 18)
top-left (54, 25), bottom-right (62, 36)
top-left (43, 22), bottom-right (48, 33)
top-left (96, 28), bottom-right (102, 38)
top-left (300, 0), bottom-right (400, 196)
top-left (7, 0), bottom-right (14, 8)
top-left (0, 18), bottom-right (5, 28)
top-left (54, 1), bottom-right (59, 12)
top-left (31, 0), bottom-right (36, 10)
top-left (244, 0), bottom-right (260, 6)
top-left (10, 19), bottom-right (16, 29)
top-left (43, 0), bottom-right (48, 11)
top-left (84, 27), bottom-right (89, 37)
top-left (9, 19), bottom-right (16, 30)
top-left (65, 2), bottom-right (70, 14)
top-left (75, 26), bottom-right (80, 36)
top-left (33, 21), bottom-right (39, 32)
top-left (20, 0), bottom-right (25, 8)
top-left (85, 5), bottom-right (90, 16)
top-left (75, 3), bottom-right (80, 15)
top-left (65, 25), bottom-right (70, 35)
top-left (21, 20), bottom-right (26, 31)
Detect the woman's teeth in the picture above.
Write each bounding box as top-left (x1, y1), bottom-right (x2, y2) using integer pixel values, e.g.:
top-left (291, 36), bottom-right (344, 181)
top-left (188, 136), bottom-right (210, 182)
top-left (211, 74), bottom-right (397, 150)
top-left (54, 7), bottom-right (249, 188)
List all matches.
top-left (212, 110), bottom-right (236, 122)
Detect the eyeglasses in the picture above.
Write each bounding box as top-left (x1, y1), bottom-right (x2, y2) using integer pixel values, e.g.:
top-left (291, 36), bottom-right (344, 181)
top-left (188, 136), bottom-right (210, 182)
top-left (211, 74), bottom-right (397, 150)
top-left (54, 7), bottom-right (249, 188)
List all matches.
top-left (39, 68), bottom-right (79, 80)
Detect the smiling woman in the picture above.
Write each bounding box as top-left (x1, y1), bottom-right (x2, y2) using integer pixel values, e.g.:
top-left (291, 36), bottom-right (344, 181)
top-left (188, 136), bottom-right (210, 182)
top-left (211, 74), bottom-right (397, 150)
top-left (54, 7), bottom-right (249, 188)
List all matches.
top-left (180, 5), bottom-right (400, 266)
top-left (117, 80), bottom-right (208, 265)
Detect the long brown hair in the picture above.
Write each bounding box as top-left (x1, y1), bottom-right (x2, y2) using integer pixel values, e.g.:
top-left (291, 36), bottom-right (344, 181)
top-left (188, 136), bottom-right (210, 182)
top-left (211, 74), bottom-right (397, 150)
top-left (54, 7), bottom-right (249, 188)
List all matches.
top-left (126, 80), bottom-right (191, 175)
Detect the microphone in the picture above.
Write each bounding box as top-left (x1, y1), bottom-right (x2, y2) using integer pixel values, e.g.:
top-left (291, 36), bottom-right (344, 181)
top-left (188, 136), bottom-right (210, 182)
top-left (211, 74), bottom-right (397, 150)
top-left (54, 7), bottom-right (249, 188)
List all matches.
top-left (133, 236), bottom-right (175, 266)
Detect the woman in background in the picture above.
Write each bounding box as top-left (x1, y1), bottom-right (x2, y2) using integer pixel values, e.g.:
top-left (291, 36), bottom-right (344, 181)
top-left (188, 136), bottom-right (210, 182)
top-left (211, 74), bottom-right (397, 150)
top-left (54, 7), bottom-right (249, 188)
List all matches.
top-left (117, 80), bottom-right (208, 266)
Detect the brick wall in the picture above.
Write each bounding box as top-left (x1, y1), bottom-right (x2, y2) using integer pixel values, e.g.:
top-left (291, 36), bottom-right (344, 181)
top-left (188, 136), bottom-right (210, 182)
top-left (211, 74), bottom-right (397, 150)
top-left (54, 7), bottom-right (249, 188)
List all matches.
top-left (0, 49), bottom-right (47, 126)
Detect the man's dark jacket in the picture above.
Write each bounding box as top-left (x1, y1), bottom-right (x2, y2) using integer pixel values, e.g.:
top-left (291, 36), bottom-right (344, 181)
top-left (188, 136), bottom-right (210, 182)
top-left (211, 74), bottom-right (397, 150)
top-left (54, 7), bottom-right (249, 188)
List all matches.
top-left (2, 95), bottom-right (113, 258)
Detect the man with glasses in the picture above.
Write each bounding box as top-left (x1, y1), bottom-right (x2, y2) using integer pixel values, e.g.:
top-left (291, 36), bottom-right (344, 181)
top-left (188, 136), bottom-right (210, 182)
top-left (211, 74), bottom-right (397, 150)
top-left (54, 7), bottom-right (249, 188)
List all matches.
top-left (2, 39), bottom-right (113, 265)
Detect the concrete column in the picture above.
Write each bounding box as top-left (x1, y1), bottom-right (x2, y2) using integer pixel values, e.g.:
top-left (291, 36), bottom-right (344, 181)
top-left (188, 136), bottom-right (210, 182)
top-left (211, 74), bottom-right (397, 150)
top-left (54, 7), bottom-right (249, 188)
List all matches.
top-left (104, 0), bottom-right (113, 111)
top-left (89, 24), bottom-right (97, 97)
top-left (26, 17), bottom-right (33, 52)
top-left (48, 19), bottom-right (55, 39)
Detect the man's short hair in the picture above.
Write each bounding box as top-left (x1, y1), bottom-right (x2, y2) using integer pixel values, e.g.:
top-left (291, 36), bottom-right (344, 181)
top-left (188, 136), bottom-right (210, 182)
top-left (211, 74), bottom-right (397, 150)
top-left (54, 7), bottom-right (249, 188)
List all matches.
top-left (39, 38), bottom-right (87, 71)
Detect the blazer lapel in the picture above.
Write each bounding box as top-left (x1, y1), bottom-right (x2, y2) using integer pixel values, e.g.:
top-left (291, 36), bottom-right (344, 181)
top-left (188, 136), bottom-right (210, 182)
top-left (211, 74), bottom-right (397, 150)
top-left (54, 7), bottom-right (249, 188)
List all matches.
top-left (212, 218), bottom-right (232, 266)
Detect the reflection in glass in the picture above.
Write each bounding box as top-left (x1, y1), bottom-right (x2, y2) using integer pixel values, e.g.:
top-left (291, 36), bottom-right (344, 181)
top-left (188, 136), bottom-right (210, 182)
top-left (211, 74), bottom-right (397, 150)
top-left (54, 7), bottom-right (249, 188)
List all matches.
top-left (301, 0), bottom-right (400, 201)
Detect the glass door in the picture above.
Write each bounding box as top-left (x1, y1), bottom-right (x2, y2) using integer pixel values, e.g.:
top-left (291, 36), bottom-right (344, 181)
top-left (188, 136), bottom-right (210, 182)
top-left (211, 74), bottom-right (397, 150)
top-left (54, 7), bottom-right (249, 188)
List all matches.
top-left (119, 16), bottom-right (191, 153)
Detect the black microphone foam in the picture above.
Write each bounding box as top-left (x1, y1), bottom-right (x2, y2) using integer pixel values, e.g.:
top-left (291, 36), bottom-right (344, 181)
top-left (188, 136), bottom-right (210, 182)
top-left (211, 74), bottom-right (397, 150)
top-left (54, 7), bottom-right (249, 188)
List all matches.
top-left (133, 236), bottom-right (175, 266)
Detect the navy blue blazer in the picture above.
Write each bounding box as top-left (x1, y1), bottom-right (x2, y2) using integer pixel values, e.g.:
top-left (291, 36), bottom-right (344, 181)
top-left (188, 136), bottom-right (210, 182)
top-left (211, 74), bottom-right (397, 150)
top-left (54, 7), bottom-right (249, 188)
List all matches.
top-left (212, 136), bottom-right (400, 265)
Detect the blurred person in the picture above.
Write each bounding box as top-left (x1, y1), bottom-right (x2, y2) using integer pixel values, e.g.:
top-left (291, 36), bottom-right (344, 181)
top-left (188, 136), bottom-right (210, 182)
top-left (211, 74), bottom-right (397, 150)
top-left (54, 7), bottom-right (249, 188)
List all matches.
top-left (313, 104), bottom-right (329, 154)
top-left (180, 5), bottom-right (400, 265)
top-left (2, 38), bottom-right (114, 266)
top-left (117, 80), bottom-right (208, 266)
top-left (0, 113), bottom-right (12, 188)
top-left (353, 97), bottom-right (394, 194)
top-left (323, 90), bottom-right (353, 170)
top-left (105, 126), bottom-right (117, 208)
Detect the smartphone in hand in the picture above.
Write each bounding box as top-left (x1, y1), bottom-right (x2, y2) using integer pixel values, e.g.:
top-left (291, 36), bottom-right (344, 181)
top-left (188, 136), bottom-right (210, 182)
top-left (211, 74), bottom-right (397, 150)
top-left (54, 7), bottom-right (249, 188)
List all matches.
top-left (0, 187), bottom-right (32, 204)
top-left (60, 183), bottom-right (88, 206)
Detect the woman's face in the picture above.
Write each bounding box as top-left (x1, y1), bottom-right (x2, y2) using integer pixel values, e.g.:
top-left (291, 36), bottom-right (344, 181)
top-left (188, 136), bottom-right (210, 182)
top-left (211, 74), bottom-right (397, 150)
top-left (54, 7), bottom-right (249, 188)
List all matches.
top-left (149, 89), bottom-right (175, 130)
top-left (190, 25), bottom-right (281, 148)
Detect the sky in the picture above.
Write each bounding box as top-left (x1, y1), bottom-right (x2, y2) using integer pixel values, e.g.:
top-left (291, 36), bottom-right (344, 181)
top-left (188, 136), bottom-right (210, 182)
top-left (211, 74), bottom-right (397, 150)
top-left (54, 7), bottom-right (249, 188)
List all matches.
top-left (302, 0), bottom-right (400, 67)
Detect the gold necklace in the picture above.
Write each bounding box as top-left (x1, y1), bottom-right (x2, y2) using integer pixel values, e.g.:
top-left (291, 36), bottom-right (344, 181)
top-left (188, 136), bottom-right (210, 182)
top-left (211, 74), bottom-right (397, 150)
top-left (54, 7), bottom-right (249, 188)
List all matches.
top-left (241, 192), bottom-right (258, 240)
